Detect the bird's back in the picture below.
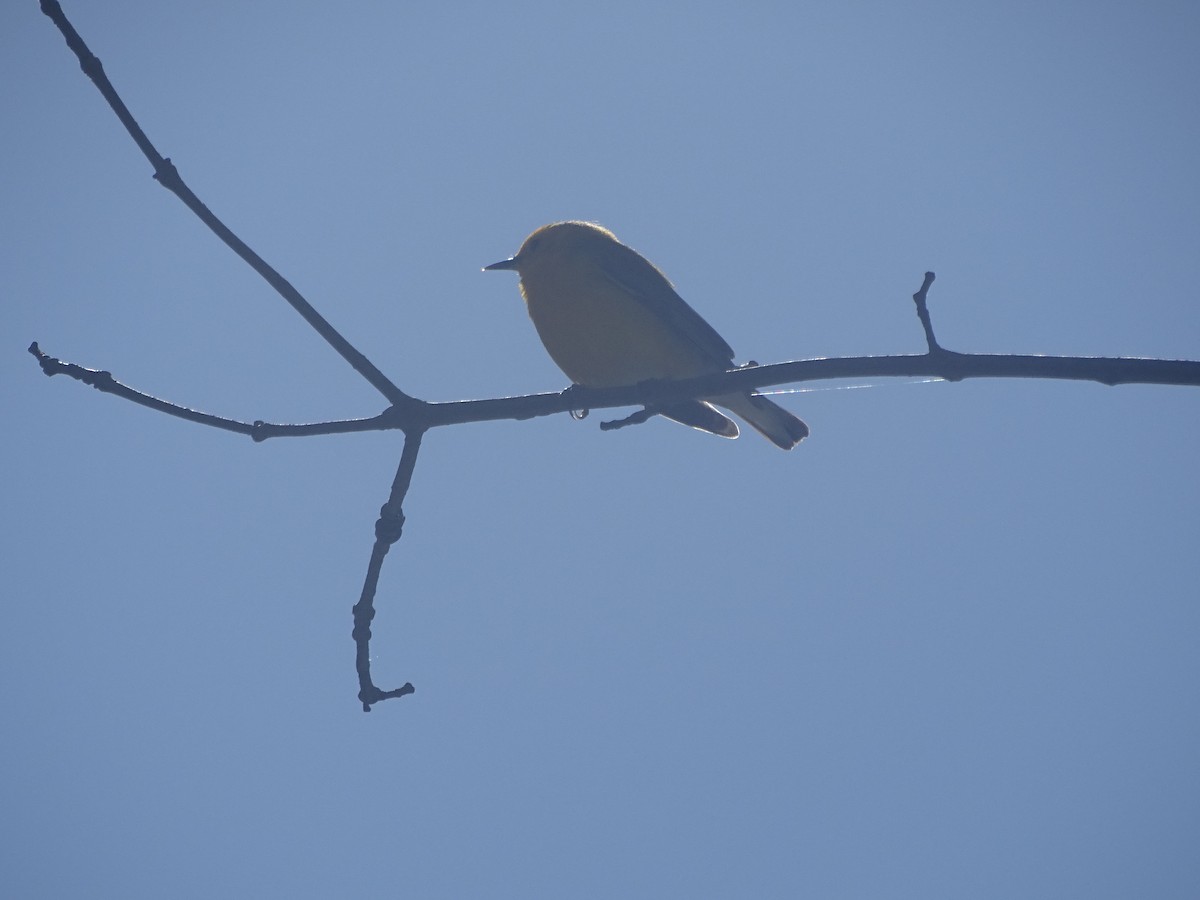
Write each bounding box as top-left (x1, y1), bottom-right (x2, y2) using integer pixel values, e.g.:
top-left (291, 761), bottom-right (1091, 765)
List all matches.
top-left (518, 227), bottom-right (734, 387)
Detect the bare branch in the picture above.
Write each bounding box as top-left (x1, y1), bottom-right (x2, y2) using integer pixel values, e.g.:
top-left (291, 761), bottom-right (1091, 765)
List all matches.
top-left (38, 0), bottom-right (416, 411)
top-left (31, 340), bottom-right (1200, 440)
top-left (911, 272), bottom-right (941, 353)
top-left (352, 430), bottom-right (425, 711)
top-left (27, 343), bottom-right (396, 440)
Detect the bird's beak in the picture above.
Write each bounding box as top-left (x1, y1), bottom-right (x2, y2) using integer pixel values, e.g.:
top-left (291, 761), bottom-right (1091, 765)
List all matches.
top-left (483, 256), bottom-right (520, 272)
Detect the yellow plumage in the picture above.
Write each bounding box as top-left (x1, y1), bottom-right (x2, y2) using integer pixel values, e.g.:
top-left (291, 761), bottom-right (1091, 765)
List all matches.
top-left (486, 221), bottom-right (808, 449)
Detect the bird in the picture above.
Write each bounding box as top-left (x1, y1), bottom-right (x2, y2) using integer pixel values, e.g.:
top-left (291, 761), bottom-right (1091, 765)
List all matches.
top-left (484, 221), bottom-right (808, 449)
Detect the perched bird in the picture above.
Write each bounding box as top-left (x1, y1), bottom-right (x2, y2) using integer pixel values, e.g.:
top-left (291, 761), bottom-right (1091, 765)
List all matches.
top-left (485, 221), bottom-right (808, 449)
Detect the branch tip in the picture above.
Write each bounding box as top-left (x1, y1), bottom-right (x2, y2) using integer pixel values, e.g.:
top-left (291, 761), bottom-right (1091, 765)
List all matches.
top-left (911, 270), bottom-right (942, 354)
top-left (359, 681), bottom-right (415, 712)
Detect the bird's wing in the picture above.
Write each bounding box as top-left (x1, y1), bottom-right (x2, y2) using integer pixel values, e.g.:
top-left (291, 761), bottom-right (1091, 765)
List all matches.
top-left (595, 239), bottom-right (736, 365)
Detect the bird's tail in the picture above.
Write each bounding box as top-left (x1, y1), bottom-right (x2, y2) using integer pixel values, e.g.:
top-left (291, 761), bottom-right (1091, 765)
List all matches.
top-left (713, 392), bottom-right (809, 450)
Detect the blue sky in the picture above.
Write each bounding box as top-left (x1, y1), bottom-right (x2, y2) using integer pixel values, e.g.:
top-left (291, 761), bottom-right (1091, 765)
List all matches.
top-left (4, 2), bottom-right (1199, 897)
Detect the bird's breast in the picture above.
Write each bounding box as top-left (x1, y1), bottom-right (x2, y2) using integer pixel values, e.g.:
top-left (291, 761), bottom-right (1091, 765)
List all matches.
top-left (519, 268), bottom-right (718, 387)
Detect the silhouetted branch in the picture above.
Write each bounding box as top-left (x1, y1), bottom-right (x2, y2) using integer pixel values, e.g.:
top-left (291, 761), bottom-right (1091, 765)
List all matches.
top-left (31, 339), bottom-right (1200, 438)
top-left (38, 0), bottom-right (415, 411)
top-left (26, 342), bottom-right (392, 439)
top-left (911, 271), bottom-right (941, 353)
top-left (352, 430), bottom-right (424, 711)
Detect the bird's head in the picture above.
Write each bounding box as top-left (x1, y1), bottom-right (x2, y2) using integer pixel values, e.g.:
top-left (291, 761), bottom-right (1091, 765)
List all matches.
top-left (484, 221), bottom-right (617, 275)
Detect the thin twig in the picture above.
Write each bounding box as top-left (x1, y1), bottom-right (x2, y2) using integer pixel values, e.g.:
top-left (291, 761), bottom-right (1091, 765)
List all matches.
top-left (27, 342), bottom-right (391, 438)
top-left (352, 430), bottom-right (424, 710)
top-left (911, 271), bottom-right (941, 353)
